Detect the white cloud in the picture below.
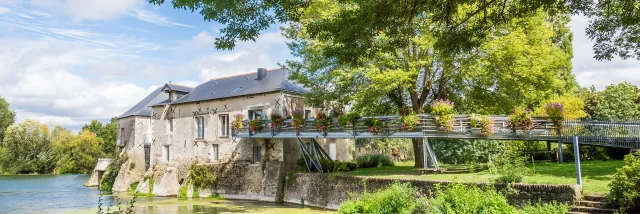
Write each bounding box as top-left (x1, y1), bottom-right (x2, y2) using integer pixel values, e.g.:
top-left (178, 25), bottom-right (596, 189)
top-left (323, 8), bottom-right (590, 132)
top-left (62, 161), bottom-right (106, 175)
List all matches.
top-left (570, 15), bottom-right (640, 90)
top-left (0, 7), bottom-right (10, 15)
top-left (31, 0), bottom-right (139, 21)
top-left (179, 31), bottom-right (216, 50)
top-left (0, 38), bottom-right (150, 130)
top-left (131, 8), bottom-right (193, 28)
top-left (188, 31), bottom-right (289, 81)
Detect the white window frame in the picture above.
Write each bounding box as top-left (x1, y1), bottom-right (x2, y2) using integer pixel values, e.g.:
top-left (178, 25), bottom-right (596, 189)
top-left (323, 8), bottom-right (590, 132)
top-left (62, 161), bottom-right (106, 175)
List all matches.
top-left (211, 144), bottom-right (219, 161)
top-left (219, 114), bottom-right (229, 137)
top-left (248, 109), bottom-right (264, 120)
top-left (196, 116), bottom-right (205, 139)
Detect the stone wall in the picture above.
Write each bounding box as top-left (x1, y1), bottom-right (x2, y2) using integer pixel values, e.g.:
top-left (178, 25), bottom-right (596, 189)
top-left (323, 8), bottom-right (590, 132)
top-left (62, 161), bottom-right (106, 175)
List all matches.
top-left (180, 161), bottom-right (285, 202)
top-left (112, 116), bottom-right (150, 192)
top-left (283, 174), bottom-right (581, 210)
top-left (84, 158), bottom-right (113, 187)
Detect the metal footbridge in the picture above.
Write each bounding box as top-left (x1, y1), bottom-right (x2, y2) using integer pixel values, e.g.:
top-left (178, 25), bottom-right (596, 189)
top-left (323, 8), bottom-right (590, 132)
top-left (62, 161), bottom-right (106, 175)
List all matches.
top-left (233, 114), bottom-right (640, 180)
top-left (233, 115), bottom-right (640, 148)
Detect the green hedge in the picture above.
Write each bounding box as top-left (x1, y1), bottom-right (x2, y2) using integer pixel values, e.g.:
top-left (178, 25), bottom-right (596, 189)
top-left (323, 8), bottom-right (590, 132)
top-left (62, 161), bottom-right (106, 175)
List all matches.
top-left (356, 154), bottom-right (394, 168)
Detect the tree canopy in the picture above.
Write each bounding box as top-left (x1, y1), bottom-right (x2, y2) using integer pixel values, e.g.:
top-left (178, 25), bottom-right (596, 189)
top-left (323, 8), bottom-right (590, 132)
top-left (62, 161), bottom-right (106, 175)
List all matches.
top-left (81, 117), bottom-right (117, 157)
top-left (0, 97), bottom-right (15, 142)
top-left (580, 83), bottom-right (640, 121)
top-left (150, 0), bottom-right (640, 61)
top-left (282, 1), bottom-right (576, 167)
top-left (0, 120), bottom-right (55, 174)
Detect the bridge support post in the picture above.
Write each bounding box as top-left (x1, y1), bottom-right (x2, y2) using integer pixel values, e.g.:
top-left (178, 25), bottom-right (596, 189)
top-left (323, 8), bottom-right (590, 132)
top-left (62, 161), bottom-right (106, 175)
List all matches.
top-left (573, 136), bottom-right (582, 187)
top-left (422, 139), bottom-right (428, 168)
top-left (423, 137), bottom-right (440, 170)
top-left (546, 141), bottom-right (552, 161)
top-left (558, 140), bottom-right (563, 163)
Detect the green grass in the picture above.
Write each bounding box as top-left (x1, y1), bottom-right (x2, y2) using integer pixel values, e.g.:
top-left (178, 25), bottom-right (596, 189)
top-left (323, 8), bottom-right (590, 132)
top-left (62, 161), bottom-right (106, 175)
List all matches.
top-left (341, 160), bottom-right (624, 195)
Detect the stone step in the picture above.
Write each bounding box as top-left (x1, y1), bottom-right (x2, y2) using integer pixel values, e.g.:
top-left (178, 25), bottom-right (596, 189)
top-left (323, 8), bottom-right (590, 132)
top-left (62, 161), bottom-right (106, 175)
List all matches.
top-left (570, 206), bottom-right (616, 214)
top-left (578, 201), bottom-right (606, 208)
top-left (583, 195), bottom-right (607, 202)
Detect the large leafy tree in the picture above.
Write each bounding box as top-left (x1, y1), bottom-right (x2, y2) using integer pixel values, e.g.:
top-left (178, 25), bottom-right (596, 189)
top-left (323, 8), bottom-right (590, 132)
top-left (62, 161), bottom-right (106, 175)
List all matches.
top-left (81, 117), bottom-right (117, 157)
top-left (0, 97), bottom-right (15, 142)
top-left (56, 131), bottom-right (104, 174)
top-left (284, 1), bottom-right (575, 167)
top-left (0, 120), bottom-right (55, 174)
top-left (150, 0), bottom-right (640, 60)
top-left (580, 83), bottom-right (640, 121)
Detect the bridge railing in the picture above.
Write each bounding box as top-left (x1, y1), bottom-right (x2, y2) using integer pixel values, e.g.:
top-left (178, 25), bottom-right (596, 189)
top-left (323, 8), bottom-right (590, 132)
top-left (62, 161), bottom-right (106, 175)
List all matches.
top-left (232, 114), bottom-right (560, 139)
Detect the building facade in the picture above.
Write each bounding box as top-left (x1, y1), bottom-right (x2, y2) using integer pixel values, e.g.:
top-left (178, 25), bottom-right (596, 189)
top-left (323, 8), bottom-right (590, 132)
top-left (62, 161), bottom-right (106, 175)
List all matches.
top-left (110, 68), bottom-right (352, 196)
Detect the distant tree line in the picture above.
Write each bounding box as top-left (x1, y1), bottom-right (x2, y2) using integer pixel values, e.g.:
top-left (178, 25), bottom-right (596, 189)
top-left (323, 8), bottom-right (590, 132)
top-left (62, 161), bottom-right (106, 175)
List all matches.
top-left (0, 97), bottom-right (117, 174)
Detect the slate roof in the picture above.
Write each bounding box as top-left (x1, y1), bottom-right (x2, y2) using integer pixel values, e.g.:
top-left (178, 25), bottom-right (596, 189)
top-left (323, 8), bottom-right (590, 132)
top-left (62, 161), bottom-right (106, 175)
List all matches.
top-left (119, 87), bottom-right (168, 118)
top-left (164, 83), bottom-right (193, 93)
top-left (161, 69), bottom-right (307, 106)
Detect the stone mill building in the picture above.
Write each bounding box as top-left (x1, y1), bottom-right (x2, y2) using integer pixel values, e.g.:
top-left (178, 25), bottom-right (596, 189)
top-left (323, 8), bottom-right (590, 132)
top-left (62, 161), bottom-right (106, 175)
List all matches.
top-left (102, 68), bottom-right (352, 200)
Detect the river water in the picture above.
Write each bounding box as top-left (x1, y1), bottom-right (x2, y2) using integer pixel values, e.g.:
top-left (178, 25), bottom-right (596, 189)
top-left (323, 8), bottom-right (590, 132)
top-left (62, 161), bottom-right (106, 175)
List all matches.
top-left (0, 174), bottom-right (334, 214)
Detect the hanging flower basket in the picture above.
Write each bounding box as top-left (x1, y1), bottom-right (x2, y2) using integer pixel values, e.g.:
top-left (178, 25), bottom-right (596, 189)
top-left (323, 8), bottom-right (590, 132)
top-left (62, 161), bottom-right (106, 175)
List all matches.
top-left (470, 114), bottom-right (494, 136)
top-left (364, 118), bottom-right (383, 135)
top-left (314, 112), bottom-right (331, 135)
top-left (248, 119), bottom-right (264, 133)
top-left (232, 113), bottom-right (245, 133)
top-left (508, 107), bottom-right (535, 134)
top-left (401, 113), bottom-right (419, 131)
top-left (544, 102), bottom-right (565, 133)
top-left (270, 113), bottom-right (285, 130)
top-left (431, 99), bottom-right (455, 132)
top-left (291, 109), bottom-right (305, 134)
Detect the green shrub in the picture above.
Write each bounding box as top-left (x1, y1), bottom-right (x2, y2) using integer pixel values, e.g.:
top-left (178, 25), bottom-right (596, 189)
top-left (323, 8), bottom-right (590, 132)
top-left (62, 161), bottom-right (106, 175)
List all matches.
top-left (319, 159), bottom-right (357, 172)
top-left (297, 158), bottom-right (356, 172)
top-left (356, 154), bottom-right (394, 168)
top-left (128, 182), bottom-right (139, 193)
top-left (178, 180), bottom-right (189, 199)
top-left (190, 165), bottom-right (217, 188)
top-left (493, 151), bottom-right (529, 183)
top-left (426, 182), bottom-right (518, 214)
top-left (520, 201), bottom-right (569, 214)
top-left (607, 153), bottom-right (640, 213)
top-left (338, 182), bottom-right (419, 214)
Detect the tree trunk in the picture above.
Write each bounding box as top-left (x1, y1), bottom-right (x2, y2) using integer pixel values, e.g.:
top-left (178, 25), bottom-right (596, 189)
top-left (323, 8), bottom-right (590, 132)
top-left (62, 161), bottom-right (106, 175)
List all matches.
top-left (412, 138), bottom-right (424, 168)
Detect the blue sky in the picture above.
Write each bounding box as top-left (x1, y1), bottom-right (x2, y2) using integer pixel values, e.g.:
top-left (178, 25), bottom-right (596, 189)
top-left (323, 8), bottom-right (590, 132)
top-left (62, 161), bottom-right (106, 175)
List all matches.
top-left (0, 0), bottom-right (638, 131)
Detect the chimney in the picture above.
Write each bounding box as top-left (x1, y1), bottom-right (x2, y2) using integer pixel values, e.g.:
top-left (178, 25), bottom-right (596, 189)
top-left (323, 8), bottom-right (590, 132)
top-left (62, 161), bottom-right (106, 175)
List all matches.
top-left (256, 68), bottom-right (268, 80)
